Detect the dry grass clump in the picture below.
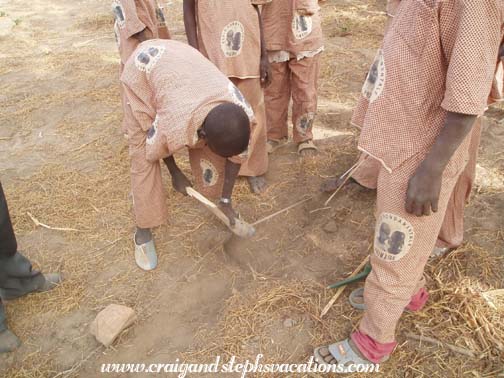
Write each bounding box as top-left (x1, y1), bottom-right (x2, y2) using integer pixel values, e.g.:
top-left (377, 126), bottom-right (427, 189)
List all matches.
top-left (183, 241), bottom-right (504, 378)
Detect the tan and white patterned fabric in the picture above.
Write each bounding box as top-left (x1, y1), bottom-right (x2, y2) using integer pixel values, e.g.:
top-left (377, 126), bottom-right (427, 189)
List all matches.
top-left (231, 78), bottom-right (268, 177)
top-left (360, 127), bottom-right (481, 343)
top-left (265, 54), bottom-right (320, 143)
top-left (194, 0), bottom-right (269, 178)
top-left (353, 119), bottom-right (482, 250)
top-left (352, 0), bottom-right (504, 173)
top-left (112, 0), bottom-right (170, 64)
top-left (121, 40), bottom-right (253, 228)
top-left (261, 0), bottom-right (323, 143)
top-left (352, 0), bottom-right (504, 345)
top-left (195, 0), bottom-right (268, 79)
top-left (113, 0), bottom-right (170, 134)
top-left (261, 0), bottom-right (323, 55)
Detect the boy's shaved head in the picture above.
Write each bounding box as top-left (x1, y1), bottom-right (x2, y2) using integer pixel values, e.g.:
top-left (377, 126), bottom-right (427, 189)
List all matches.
top-left (202, 103), bottom-right (250, 158)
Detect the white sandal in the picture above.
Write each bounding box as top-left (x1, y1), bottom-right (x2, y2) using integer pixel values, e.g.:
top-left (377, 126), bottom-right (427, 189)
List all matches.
top-left (134, 235), bottom-right (158, 271)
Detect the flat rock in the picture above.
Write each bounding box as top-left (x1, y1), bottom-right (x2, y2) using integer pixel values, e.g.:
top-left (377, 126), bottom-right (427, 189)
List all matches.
top-left (90, 304), bottom-right (136, 347)
top-left (323, 220), bottom-right (338, 234)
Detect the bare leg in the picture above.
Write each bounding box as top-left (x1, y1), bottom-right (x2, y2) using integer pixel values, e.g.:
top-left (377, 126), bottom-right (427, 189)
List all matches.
top-left (135, 227), bottom-right (152, 245)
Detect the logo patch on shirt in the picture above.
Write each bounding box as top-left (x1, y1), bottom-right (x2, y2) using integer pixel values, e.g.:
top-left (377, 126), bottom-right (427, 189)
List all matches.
top-left (374, 213), bottom-right (414, 262)
top-left (111, 0), bottom-right (126, 29)
top-left (200, 159), bottom-right (219, 187)
top-left (292, 13), bottom-right (313, 40)
top-left (114, 21), bottom-right (121, 48)
top-left (362, 49), bottom-right (386, 103)
top-left (221, 21), bottom-right (245, 57)
top-left (146, 115), bottom-right (159, 146)
top-left (135, 46), bottom-right (165, 74)
top-left (228, 82), bottom-right (254, 118)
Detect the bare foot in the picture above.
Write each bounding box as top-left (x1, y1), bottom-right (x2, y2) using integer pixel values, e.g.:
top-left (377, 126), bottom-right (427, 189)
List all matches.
top-left (317, 339), bottom-right (369, 365)
top-left (321, 176), bottom-right (347, 193)
top-left (135, 227), bottom-right (152, 245)
top-left (171, 170), bottom-right (192, 195)
top-left (321, 176), bottom-right (368, 193)
top-left (317, 346), bottom-right (338, 364)
top-left (247, 176), bottom-right (267, 194)
top-left (266, 137), bottom-right (288, 154)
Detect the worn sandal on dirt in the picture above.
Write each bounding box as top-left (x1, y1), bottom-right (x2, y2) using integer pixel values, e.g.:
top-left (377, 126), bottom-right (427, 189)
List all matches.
top-left (0, 329), bottom-right (21, 354)
top-left (134, 236), bottom-right (158, 271)
top-left (266, 137), bottom-right (288, 154)
top-left (37, 273), bottom-right (63, 293)
top-left (297, 140), bottom-right (318, 155)
top-left (430, 246), bottom-right (453, 259)
top-left (349, 287), bottom-right (367, 310)
top-left (314, 339), bottom-right (386, 371)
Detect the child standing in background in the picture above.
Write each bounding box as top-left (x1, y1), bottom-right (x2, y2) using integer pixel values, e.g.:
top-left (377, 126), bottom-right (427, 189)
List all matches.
top-left (183, 0), bottom-right (271, 194)
top-left (112, 0), bottom-right (170, 135)
top-left (261, 0), bottom-right (324, 156)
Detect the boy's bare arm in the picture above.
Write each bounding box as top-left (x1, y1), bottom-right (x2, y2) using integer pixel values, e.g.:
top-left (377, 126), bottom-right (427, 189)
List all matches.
top-left (253, 5), bottom-right (271, 87)
top-left (163, 156), bottom-right (192, 195)
top-left (218, 160), bottom-right (241, 225)
top-left (183, 0), bottom-right (199, 49)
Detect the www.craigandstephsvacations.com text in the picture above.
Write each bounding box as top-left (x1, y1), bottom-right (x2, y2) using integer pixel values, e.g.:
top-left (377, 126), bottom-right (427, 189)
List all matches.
top-left (100, 355), bottom-right (380, 377)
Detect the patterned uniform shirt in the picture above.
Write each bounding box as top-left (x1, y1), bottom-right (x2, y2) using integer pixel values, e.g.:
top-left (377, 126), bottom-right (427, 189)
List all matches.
top-left (195, 0), bottom-right (270, 78)
top-left (112, 0), bottom-right (169, 64)
top-left (120, 39), bottom-right (255, 163)
top-left (352, 0), bottom-right (504, 173)
top-left (261, 0), bottom-right (324, 55)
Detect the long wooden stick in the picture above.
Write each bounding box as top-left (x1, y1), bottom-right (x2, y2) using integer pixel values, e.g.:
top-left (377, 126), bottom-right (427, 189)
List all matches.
top-left (27, 212), bottom-right (81, 232)
top-left (186, 187), bottom-right (255, 237)
top-left (405, 333), bottom-right (478, 358)
top-left (252, 196), bottom-right (312, 226)
top-left (324, 158), bottom-right (367, 206)
top-left (320, 255), bottom-right (370, 317)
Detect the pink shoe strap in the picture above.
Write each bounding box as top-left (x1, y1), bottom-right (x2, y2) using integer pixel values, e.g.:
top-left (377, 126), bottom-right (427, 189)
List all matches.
top-left (351, 331), bottom-right (396, 364)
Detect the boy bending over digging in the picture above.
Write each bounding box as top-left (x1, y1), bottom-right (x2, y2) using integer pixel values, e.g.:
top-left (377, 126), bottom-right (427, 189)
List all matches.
top-left (122, 39), bottom-right (257, 271)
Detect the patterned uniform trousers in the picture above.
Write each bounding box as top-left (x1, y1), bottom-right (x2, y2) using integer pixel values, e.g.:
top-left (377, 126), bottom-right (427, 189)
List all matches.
top-left (264, 54), bottom-right (320, 144)
top-left (353, 120), bottom-right (482, 250)
top-left (359, 124), bottom-right (481, 343)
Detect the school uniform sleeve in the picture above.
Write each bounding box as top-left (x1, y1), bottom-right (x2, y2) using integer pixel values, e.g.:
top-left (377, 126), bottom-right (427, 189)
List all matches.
top-left (441, 0), bottom-right (503, 116)
top-left (120, 0), bottom-right (148, 39)
top-left (386, 0), bottom-right (401, 16)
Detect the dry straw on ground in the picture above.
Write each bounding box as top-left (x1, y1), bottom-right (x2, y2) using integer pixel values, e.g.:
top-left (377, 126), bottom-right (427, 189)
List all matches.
top-left (1, 1), bottom-right (503, 378)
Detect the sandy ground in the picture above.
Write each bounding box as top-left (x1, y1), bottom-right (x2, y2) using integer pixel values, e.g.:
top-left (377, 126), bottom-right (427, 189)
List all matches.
top-left (0, 0), bottom-right (503, 377)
